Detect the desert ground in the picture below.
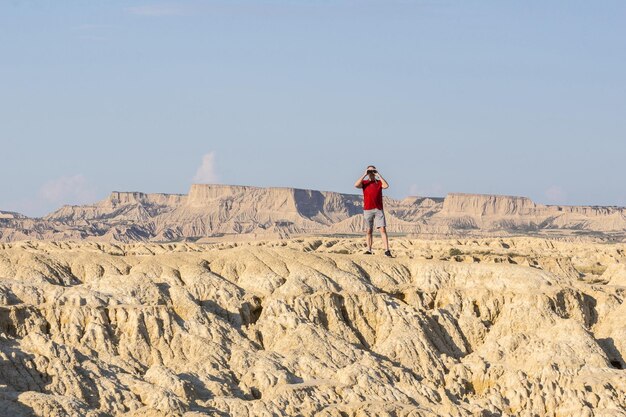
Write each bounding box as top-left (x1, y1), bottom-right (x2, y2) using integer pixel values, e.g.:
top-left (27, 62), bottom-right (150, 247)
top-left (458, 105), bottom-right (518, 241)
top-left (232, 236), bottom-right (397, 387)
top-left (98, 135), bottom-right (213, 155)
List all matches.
top-left (0, 236), bottom-right (624, 416)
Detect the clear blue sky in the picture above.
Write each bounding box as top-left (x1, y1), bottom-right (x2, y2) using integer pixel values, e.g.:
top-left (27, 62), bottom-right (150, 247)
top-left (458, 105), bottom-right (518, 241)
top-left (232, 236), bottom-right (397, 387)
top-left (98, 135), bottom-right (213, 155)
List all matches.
top-left (2, 1), bottom-right (625, 216)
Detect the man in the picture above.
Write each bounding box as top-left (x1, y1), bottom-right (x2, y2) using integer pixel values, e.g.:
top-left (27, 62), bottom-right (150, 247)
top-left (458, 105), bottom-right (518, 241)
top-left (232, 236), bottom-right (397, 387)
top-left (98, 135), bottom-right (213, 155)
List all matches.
top-left (354, 165), bottom-right (391, 257)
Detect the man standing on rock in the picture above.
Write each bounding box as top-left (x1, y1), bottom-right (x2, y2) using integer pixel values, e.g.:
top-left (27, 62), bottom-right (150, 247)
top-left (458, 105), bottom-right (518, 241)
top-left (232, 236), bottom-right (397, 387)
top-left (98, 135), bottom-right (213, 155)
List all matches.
top-left (355, 165), bottom-right (391, 257)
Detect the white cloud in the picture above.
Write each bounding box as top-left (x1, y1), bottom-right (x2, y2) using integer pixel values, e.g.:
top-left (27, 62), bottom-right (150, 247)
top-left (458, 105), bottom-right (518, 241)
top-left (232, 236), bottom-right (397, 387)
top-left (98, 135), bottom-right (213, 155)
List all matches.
top-left (39, 174), bottom-right (97, 206)
top-left (193, 152), bottom-right (219, 183)
top-left (544, 185), bottom-right (568, 204)
top-left (126, 4), bottom-right (186, 16)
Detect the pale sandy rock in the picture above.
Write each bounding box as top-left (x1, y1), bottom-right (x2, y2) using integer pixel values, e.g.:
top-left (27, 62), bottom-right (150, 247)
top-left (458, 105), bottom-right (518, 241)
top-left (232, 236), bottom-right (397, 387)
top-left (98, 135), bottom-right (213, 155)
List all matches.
top-left (0, 237), bottom-right (624, 416)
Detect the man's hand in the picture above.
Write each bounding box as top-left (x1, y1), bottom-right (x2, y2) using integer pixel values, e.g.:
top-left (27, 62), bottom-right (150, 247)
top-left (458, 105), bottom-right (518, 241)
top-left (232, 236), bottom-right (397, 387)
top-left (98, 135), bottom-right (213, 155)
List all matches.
top-left (377, 171), bottom-right (389, 189)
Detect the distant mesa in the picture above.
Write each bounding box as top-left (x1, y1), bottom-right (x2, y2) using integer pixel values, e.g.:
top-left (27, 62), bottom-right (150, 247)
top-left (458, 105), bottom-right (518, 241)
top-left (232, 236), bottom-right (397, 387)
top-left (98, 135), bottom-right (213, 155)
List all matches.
top-left (1, 184), bottom-right (625, 242)
top-left (0, 210), bottom-right (27, 219)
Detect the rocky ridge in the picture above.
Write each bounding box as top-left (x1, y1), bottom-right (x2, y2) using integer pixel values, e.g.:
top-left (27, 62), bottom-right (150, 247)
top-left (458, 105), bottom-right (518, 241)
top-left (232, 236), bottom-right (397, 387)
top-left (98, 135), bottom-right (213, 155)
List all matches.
top-left (1, 184), bottom-right (626, 242)
top-left (0, 237), bottom-right (624, 416)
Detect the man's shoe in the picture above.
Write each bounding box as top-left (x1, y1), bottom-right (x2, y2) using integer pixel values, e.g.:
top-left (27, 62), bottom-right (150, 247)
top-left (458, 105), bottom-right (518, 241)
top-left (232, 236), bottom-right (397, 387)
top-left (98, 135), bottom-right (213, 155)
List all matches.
top-left (364, 250), bottom-right (373, 255)
top-left (384, 250), bottom-right (392, 257)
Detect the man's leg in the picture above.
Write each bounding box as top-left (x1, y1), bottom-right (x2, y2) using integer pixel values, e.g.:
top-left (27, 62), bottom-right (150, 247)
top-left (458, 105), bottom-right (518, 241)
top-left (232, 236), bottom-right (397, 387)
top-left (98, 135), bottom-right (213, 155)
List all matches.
top-left (363, 210), bottom-right (375, 253)
top-left (374, 210), bottom-right (390, 253)
top-left (380, 226), bottom-right (390, 251)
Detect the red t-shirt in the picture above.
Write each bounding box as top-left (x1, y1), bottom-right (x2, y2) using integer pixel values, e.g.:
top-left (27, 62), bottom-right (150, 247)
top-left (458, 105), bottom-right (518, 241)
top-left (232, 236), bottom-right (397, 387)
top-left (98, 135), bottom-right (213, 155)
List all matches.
top-left (362, 179), bottom-right (384, 210)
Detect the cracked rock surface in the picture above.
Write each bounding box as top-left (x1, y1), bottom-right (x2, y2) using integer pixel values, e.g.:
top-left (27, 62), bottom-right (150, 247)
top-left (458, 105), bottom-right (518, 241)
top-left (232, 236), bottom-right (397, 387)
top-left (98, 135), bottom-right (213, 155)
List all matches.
top-left (0, 237), bottom-right (624, 416)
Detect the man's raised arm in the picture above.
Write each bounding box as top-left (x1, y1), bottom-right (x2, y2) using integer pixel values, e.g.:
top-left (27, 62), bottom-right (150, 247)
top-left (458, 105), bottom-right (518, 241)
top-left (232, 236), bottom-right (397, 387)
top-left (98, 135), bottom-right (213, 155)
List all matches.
top-left (354, 169), bottom-right (368, 188)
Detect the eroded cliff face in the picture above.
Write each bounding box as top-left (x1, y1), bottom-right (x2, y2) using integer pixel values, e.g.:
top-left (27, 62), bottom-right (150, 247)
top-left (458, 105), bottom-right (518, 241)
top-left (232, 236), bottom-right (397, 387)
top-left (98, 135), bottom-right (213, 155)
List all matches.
top-left (0, 237), bottom-right (624, 416)
top-left (440, 193), bottom-right (539, 216)
top-left (1, 184), bottom-right (626, 242)
top-left (433, 194), bottom-right (626, 236)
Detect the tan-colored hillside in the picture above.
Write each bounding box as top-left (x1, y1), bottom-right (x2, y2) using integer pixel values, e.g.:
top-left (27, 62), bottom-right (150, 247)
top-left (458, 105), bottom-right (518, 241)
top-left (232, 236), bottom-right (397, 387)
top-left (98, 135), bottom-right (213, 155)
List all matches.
top-left (1, 184), bottom-right (625, 242)
top-left (0, 237), bottom-right (624, 416)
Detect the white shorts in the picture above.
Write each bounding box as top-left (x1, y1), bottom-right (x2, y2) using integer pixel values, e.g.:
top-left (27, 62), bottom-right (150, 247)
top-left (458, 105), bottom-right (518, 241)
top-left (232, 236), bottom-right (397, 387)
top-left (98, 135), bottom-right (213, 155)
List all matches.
top-left (364, 209), bottom-right (386, 230)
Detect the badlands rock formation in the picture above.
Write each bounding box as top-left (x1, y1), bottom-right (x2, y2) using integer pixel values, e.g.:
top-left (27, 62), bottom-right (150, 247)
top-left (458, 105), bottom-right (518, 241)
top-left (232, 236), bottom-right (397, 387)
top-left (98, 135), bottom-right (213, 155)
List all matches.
top-left (1, 184), bottom-right (626, 242)
top-left (0, 237), bottom-right (624, 416)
